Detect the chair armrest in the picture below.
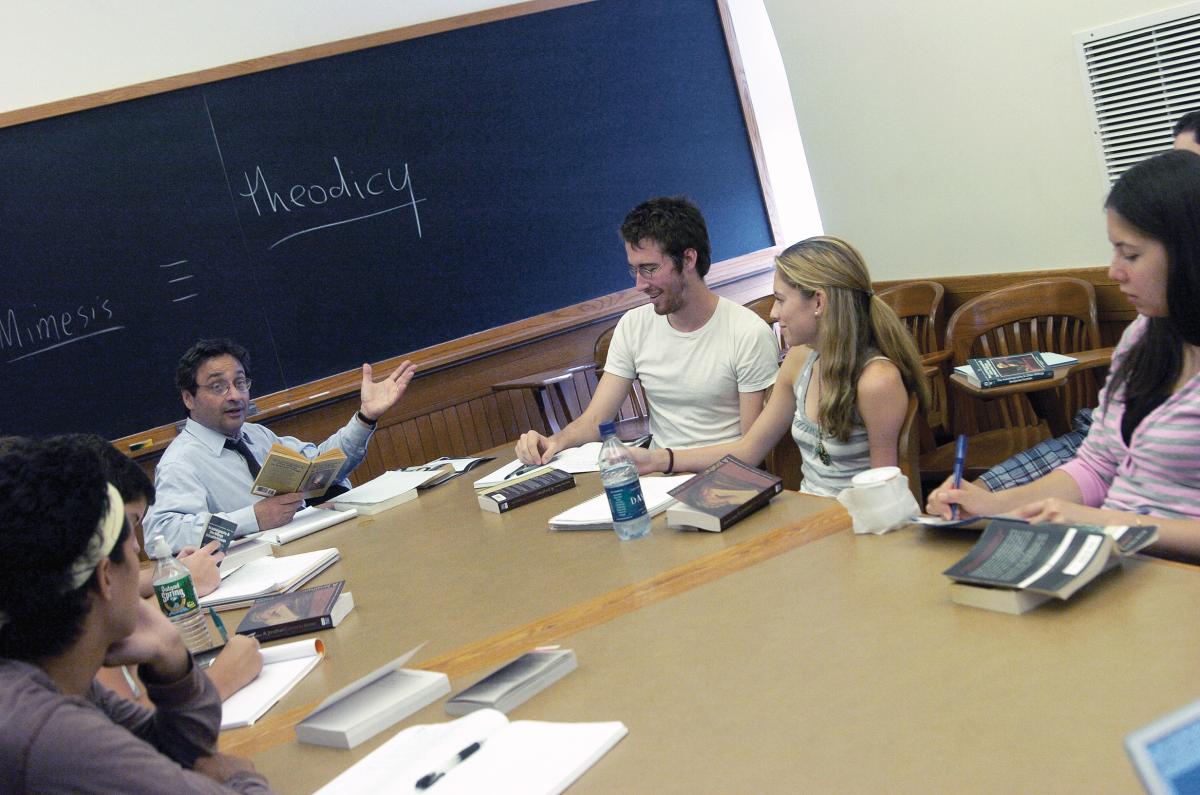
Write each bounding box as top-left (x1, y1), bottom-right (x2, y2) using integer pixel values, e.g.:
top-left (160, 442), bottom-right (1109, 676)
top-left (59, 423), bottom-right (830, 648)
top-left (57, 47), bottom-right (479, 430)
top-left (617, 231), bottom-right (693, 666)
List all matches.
top-left (491, 363), bottom-right (596, 392)
top-left (1064, 347), bottom-right (1114, 375)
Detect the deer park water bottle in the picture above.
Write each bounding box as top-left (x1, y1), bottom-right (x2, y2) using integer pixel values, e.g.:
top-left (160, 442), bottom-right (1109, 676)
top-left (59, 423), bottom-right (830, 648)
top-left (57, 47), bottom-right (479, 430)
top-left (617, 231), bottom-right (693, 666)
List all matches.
top-left (148, 536), bottom-right (214, 654)
top-left (598, 421), bottom-right (651, 540)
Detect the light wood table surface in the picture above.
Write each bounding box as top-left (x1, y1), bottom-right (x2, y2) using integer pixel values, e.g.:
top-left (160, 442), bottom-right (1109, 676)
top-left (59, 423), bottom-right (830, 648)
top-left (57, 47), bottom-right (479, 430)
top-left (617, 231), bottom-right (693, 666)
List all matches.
top-left (222, 454), bottom-right (837, 763)
top-left (253, 518), bottom-right (1200, 794)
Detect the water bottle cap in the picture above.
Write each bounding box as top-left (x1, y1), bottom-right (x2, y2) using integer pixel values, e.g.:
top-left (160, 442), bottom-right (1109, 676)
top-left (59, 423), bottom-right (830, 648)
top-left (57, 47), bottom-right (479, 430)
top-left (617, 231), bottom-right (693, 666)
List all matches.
top-left (598, 421), bottom-right (616, 437)
top-left (148, 536), bottom-right (172, 560)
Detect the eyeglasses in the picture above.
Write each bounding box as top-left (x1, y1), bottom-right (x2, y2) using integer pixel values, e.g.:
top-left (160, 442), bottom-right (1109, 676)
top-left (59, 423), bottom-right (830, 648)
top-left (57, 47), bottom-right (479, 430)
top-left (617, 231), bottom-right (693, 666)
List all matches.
top-left (200, 378), bottom-right (251, 396)
top-left (627, 263), bottom-right (663, 280)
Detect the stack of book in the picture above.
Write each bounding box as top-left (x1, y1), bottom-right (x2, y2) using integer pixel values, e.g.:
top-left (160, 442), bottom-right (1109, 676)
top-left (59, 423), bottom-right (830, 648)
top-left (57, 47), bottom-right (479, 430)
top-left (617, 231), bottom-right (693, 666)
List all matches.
top-left (955, 351), bottom-right (1077, 389)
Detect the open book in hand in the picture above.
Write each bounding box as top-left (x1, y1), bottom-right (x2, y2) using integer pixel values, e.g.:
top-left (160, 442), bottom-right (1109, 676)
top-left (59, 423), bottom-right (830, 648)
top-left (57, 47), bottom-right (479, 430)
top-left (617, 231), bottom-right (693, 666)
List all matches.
top-left (251, 444), bottom-right (346, 498)
top-left (314, 707), bottom-right (627, 795)
top-left (943, 519), bottom-right (1158, 613)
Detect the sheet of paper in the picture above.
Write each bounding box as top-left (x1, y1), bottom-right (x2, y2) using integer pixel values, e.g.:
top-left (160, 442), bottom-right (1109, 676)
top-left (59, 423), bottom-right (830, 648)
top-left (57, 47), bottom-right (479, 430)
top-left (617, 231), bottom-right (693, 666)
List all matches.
top-left (549, 474), bottom-right (693, 526)
top-left (220, 639), bottom-right (324, 729)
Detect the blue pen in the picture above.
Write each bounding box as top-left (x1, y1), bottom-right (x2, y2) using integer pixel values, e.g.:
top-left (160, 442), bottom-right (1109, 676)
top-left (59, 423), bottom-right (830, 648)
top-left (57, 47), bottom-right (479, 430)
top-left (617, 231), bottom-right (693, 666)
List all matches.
top-left (951, 434), bottom-right (968, 520)
top-left (208, 607), bottom-right (228, 643)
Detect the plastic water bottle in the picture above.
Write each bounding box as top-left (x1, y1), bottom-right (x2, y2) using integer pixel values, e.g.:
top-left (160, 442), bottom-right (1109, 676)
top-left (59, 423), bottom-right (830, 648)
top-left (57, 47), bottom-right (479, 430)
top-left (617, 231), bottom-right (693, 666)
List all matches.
top-left (147, 536), bottom-right (214, 654)
top-left (598, 421), bottom-right (651, 540)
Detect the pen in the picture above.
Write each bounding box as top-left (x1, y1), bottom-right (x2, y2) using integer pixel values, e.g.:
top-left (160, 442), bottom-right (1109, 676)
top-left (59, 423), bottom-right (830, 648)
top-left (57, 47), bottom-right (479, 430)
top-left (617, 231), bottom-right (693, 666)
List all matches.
top-left (208, 607), bottom-right (228, 643)
top-left (415, 740), bottom-right (484, 789)
top-left (951, 434), bottom-right (968, 520)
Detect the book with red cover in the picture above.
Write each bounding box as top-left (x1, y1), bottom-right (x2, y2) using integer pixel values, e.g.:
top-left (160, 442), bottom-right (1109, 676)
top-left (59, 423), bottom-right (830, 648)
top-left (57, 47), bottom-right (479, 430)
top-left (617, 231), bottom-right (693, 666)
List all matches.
top-left (235, 580), bottom-right (354, 642)
top-left (666, 455), bottom-right (782, 532)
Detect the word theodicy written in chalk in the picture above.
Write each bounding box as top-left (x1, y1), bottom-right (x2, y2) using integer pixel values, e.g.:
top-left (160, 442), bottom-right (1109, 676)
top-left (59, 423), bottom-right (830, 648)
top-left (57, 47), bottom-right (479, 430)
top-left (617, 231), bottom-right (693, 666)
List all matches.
top-left (237, 156), bottom-right (426, 249)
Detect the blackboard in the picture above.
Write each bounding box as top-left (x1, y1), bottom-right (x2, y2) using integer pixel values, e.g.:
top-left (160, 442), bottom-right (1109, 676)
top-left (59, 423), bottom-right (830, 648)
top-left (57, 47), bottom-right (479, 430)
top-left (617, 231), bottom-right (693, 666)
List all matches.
top-left (0, 0), bottom-right (774, 440)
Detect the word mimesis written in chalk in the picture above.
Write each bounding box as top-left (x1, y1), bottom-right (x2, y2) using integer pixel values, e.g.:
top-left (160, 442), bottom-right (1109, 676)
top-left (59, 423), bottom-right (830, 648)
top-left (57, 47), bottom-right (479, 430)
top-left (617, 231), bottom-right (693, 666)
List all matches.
top-left (1, 297), bottom-right (121, 364)
top-left (237, 157), bottom-right (426, 250)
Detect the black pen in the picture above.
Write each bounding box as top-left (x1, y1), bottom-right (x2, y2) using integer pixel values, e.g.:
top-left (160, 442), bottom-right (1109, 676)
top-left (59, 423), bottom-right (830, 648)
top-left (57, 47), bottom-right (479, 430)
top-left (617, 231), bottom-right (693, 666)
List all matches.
top-left (414, 740), bottom-right (484, 790)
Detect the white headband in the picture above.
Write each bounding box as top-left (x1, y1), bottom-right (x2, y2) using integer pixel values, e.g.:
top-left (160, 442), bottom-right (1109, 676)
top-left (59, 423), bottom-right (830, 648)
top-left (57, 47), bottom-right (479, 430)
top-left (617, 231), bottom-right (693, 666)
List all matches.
top-left (67, 483), bottom-right (126, 589)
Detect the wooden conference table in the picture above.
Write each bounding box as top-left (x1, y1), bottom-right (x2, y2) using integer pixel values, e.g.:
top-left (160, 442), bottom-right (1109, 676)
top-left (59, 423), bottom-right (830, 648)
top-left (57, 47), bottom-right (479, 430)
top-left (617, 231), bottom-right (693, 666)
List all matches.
top-left (227, 453), bottom-right (1200, 793)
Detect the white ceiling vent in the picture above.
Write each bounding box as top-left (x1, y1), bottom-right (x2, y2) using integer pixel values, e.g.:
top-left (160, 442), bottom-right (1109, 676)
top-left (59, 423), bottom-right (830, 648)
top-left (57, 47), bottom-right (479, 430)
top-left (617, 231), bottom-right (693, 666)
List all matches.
top-left (1076, 1), bottom-right (1200, 184)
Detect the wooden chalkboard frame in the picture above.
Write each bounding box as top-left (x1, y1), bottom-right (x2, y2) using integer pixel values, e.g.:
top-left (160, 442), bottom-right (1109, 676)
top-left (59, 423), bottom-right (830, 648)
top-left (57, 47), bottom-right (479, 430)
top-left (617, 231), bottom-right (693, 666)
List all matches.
top-left (0, 0), bottom-right (781, 456)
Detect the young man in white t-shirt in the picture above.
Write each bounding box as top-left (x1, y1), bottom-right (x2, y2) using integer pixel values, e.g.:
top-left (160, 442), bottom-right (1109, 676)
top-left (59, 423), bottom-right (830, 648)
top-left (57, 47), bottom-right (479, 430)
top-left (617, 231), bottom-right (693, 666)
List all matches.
top-left (515, 196), bottom-right (779, 465)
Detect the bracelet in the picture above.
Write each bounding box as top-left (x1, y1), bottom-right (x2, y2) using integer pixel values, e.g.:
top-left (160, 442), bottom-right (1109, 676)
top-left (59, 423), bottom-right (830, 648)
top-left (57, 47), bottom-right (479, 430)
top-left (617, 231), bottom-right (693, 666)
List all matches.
top-left (665, 448), bottom-right (675, 475)
top-left (356, 410), bottom-right (378, 428)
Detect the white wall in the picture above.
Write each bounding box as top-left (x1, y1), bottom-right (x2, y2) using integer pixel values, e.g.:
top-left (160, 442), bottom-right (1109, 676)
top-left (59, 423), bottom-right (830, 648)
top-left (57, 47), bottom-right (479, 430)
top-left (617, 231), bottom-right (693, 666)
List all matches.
top-left (763, 0), bottom-right (1188, 279)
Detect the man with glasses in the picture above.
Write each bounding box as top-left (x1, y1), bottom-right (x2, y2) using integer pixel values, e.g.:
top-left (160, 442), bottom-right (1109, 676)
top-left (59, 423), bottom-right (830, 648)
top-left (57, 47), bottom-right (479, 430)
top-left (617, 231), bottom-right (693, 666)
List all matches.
top-left (515, 196), bottom-right (779, 466)
top-left (144, 339), bottom-right (414, 552)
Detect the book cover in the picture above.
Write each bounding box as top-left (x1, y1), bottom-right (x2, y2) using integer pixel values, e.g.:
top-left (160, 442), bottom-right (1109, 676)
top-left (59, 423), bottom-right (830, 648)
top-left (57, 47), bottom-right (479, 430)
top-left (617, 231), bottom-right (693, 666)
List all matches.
top-left (331, 469), bottom-right (442, 515)
top-left (666, 455), bottom-right (782, 532)
top-left (201, 514), bottom-right (238, 551)
top-left (965, 352), bottom-right (1053, 388)
top-left (235, 580), bottom-right (353, 642)
top-left (943, 520), bottom-right (1158, 608)
top-left (251, 443), bottom-right (347, 498)
top-left (478, 467), bottom-right (576, 513)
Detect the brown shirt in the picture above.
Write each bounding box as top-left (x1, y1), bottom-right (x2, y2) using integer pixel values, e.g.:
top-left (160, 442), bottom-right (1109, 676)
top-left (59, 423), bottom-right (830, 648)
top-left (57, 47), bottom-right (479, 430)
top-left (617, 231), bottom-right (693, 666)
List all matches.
top-left (0, 658), bottom-right (272, 795)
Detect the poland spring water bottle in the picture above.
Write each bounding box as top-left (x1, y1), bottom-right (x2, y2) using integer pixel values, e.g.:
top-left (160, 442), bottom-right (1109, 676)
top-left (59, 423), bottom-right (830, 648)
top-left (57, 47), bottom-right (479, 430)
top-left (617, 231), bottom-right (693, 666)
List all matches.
top-left (598, 421), bottom-right (651, 540)
top-left (148, 536), bottom-right (215, 654)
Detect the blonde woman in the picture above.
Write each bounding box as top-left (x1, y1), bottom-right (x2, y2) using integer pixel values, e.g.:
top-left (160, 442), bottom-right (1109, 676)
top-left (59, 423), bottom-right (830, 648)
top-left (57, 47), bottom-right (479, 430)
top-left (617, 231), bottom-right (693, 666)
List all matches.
top-left (631, 236), bottom-right (928, 496)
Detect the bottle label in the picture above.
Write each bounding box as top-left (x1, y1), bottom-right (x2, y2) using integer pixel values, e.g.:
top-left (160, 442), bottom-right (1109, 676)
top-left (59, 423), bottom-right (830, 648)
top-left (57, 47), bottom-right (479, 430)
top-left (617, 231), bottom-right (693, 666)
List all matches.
top-left (605, 480), bottom-right (647, 522)
top-left (153, 575), bottom-right (198, 619)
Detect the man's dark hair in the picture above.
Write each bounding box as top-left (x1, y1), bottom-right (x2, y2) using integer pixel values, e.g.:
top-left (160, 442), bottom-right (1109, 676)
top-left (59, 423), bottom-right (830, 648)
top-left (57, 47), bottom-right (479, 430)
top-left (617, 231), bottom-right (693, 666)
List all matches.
top-left (620, 196), bottom-right (712, 278)
top-left (1172, 110), bottom-right (1200, 145)
top-left (0, 437), bottom-right (131, 660)
top-left (1105, 149), bottom-right (1200, 418)
top-left (52, 433), bottom-right (155, 506)
top-left (175, 338), bottom-right (250, 395)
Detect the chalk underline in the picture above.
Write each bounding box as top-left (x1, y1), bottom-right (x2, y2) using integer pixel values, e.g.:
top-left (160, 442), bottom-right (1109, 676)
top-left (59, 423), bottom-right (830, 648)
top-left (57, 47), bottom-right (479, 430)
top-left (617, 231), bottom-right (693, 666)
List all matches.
top-left (6, 326), bottom-right (125, 363)
top-left (268, 199), bottom-right (426, 250)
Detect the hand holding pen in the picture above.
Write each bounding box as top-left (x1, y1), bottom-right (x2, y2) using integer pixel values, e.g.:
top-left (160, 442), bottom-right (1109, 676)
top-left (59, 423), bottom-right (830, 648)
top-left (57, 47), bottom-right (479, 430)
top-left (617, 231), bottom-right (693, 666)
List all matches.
top-left (951, 435), bottom-right (968, 520)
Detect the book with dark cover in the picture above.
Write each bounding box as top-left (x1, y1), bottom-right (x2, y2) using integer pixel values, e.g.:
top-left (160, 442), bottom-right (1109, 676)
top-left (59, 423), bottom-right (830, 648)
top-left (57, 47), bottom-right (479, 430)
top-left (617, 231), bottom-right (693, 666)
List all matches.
top-left (943, 519), bottom-right (1158, 612)
top-left (665, 455), bottom-right (782, 532)
top-left (235, 580), bottom-right (354, 641)
top-left (478, 467), bottom-right (576, 513)
top-left (965, 352), bottom-right (1053, 389)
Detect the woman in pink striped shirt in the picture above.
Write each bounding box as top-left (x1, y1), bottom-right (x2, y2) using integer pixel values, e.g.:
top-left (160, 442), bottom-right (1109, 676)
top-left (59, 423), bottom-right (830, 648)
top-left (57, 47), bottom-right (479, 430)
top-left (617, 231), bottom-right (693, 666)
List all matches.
top-left (929, 149), bottom-right (1200, 563)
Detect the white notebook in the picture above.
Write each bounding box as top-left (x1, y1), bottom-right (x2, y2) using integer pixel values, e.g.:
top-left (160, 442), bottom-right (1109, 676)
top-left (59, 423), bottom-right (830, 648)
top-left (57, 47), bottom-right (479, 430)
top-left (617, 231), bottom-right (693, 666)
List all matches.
top-left (314, 708), bottom-right (626, 795)
top-left (255, 506), bottom-right (357, 545)
top-left (220, 638), bottom-right (325, 729)
top-left (549, 475), bottom-right (693, 530)
top-left (199, 548), bottom-right (339, 610)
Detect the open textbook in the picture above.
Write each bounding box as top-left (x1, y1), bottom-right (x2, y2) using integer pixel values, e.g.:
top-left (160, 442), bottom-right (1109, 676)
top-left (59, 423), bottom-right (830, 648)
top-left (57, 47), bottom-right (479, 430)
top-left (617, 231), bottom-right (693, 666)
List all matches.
top-left (314, 707), bottom-right (627, 795)
top-left (199, 547), bottom-right (340, 611)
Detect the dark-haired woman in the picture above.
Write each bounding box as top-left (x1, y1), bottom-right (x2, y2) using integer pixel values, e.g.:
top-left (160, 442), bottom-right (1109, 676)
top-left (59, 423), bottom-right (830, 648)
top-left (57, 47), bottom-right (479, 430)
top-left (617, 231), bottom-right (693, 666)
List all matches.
top-left (929, 149), bottom-right (1200, 563)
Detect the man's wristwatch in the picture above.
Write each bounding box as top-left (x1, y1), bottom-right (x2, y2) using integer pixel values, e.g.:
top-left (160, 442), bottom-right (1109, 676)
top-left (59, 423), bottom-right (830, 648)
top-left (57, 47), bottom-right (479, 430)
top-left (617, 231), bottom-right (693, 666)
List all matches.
top-left (356, 410), bottom-right (378, 428)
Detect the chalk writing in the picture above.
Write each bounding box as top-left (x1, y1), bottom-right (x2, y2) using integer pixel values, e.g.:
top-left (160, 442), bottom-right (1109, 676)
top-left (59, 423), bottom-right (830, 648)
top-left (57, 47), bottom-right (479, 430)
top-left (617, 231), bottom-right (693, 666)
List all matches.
top-left (1, 298), bottom-right (122, 363)
top-left (237, 157), bottom-right (425, 249)
top-left (160, 259), bottom-right (199, 303)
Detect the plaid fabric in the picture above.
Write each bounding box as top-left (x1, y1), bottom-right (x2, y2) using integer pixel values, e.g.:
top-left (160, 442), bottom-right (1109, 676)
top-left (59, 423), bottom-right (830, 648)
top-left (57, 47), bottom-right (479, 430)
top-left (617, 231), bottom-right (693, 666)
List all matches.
top-left (979, 409), bottom-right (1094, 491)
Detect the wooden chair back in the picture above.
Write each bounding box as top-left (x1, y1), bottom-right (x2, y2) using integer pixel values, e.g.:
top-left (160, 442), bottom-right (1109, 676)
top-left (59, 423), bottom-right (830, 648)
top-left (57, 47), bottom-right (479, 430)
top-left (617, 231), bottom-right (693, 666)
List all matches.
top-left (743, 294), bottom-right (785, 355)
top-left (945, 277), bottom-right (1101, 436)
top-left (896, 393), bottom-right (923, 505)
top-left (878, 281), bottom-right (949, 441)
top-left (877, 281), bottom-right (944, 356)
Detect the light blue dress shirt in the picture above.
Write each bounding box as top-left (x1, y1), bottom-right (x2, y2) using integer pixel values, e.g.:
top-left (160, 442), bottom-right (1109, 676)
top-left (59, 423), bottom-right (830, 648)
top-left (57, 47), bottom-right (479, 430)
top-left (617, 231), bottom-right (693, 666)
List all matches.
top-left (143, 415), bottom-right (373, 552)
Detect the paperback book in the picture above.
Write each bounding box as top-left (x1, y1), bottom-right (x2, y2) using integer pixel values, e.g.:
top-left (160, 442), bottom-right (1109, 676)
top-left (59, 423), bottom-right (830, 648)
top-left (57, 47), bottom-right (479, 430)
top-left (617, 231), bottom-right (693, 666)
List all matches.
top-left (331, 469), bottom-right (445, 515)
top-left (665, 455), bottom-right (782, 532)
top-left (446, 648), bottom-right (578, 715)
top-left (404, 455), bottom-right (497, 489)
top-left (251, 444), bottom-right (346, 498)
top-left (235, 580), bottom-right (355, 642)
top-left (477, 466), bottom-right (576, 513)
top-left (963, 352), bottom-right (1054, 389)
top-left (943, 519), bottom-right (1158, 613)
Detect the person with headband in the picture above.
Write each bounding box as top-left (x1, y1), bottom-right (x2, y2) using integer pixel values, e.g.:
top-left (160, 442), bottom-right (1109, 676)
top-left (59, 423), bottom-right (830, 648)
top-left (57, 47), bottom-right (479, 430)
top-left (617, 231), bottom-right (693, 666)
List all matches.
top-left (928, 150), bottom-right (1200, 563)
top-left (630, 236), bottom-right (929, 495)
top-left (0, 437), bottom-right (272, 794)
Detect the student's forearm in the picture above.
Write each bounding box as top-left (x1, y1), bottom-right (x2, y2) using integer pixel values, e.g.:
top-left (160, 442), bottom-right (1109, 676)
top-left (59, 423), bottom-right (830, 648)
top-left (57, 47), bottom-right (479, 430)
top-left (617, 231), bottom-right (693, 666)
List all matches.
top-left (982, 470), bottom-right (1084, 514)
